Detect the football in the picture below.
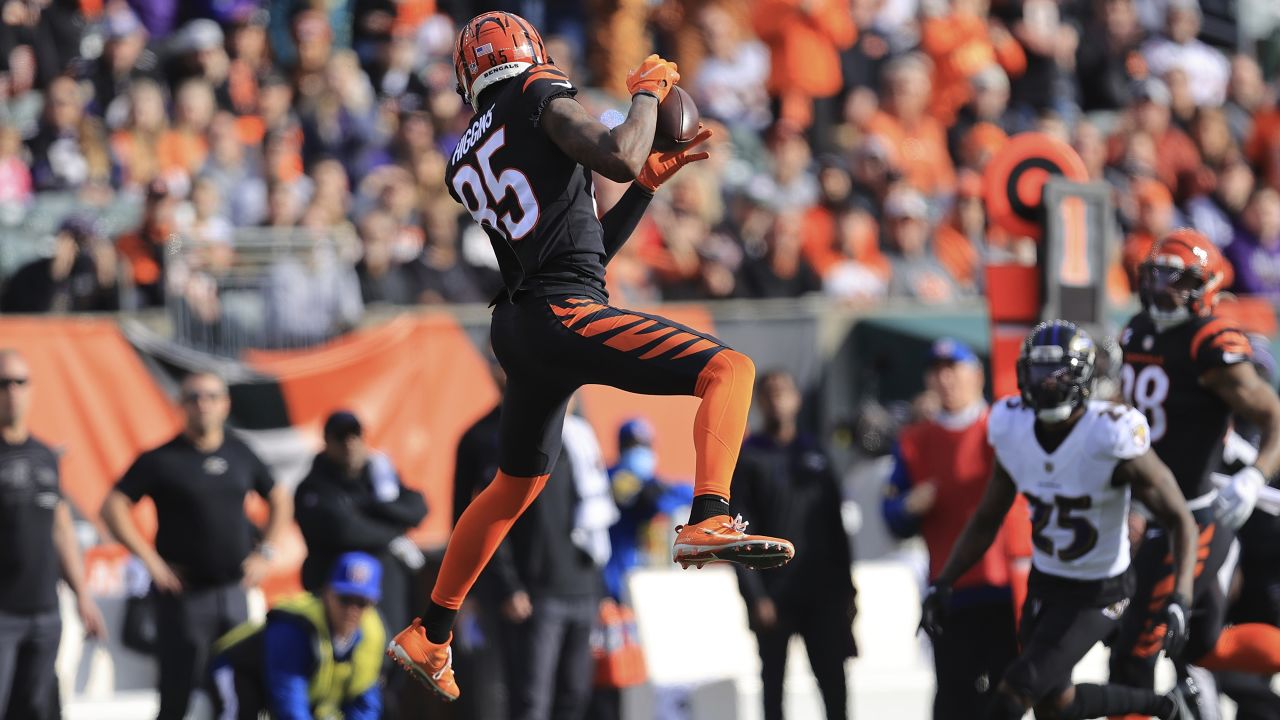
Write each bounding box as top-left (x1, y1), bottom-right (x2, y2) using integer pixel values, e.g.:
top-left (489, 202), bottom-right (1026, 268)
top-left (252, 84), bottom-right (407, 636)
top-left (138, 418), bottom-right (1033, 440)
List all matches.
top-left (653, 85), bottom-right (700, 153)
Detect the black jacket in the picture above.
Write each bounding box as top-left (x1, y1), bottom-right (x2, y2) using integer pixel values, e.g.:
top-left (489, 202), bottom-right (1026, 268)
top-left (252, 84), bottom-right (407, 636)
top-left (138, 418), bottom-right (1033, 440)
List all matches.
top-left (295, 452), bottom-right (427, 592)
top-left (1, 255), bottom-right (119, 313)
top-left (454, 406), bottom-right (600, 600)
top-left (733, 433), bottom-right (856, 615)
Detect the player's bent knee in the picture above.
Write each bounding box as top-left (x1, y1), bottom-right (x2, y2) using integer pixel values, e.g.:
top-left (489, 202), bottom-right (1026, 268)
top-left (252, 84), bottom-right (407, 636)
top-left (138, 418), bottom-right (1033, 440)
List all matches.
top-left (695, 349), bottom-right (755, 398)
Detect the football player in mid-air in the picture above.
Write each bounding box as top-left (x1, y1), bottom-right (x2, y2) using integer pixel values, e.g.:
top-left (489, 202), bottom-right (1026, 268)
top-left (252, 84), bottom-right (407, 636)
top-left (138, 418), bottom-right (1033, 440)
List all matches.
top-left (1111, 230), bottom-right (1280, 709)
top-left (385, 11), bottom-right (795, 701)
top-left (922, 321), bottom-right (1198, 719)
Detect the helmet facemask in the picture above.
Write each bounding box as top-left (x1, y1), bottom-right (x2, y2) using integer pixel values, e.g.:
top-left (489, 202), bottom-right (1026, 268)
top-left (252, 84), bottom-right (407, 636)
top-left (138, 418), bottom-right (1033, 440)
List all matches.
top-left (1017, 336), bottom-right (1096, 424)
top-left (1139, 260), bottom-right (1204, 331)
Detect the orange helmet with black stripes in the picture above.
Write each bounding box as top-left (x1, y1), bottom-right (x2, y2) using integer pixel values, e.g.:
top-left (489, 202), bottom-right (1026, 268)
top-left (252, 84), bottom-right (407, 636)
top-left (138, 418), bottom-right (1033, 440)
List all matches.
top-left (453, 11), bottom-right (549, 106)
top-left (1138, 228), bottom-right (1231, 329)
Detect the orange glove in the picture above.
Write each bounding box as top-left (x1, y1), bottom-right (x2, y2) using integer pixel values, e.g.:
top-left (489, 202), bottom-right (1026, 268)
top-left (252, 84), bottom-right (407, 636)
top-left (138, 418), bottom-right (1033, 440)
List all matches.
top-left (637, 125), bottom-right (712, 191)
top-left (626, 54), bottom-right (680, 103)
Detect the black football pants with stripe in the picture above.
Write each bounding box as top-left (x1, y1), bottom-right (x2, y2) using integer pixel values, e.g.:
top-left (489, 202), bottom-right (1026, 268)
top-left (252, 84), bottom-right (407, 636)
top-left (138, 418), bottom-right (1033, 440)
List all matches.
top-left (490, 292), bottom-right (728, 477)
top-left (1109, 507), bottom-right (1234, 688)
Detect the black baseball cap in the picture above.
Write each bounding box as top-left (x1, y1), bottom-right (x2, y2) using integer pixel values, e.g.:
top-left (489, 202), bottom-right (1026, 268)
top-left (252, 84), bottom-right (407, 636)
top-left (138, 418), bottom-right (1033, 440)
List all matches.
top-left (323, 410), bottom-right (363, 439)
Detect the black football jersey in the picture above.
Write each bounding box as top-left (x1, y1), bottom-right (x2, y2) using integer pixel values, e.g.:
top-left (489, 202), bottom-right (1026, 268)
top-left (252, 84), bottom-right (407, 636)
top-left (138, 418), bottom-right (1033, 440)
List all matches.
top-left (1120, 311), bottom-right (1252, 498)
top-left (445, 64), bottom-right (608, 299)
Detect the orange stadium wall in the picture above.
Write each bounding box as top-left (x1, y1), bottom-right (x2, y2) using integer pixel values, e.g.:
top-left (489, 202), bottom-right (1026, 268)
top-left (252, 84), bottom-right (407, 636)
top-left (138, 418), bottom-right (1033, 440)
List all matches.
top-left (4, 310), bottom-right (723, 602)
top-left (244, 313), bottom-right (500, 548)
top-left (0, 317), bottom-right (183, 530)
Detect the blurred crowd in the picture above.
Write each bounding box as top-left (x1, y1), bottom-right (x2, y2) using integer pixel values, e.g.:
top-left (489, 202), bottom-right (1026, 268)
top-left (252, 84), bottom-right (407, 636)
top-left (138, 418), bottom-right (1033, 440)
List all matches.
top-left (1, 0), bottom-right (1280, 337)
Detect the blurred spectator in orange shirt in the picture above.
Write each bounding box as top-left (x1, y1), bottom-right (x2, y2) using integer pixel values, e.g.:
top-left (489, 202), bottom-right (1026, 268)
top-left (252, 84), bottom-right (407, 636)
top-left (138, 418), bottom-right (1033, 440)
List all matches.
top-left (866, 55), bottom-right (957, 200)
top-left (1120, 177), bottom-right (1175, 288)
top-left (648, 168), bottom-right (741, 301)
top-left (157, 79), bottom-right (215, 184)
top-left (752, 0), bottom-right (856, 148)
top-left (919, 0), bottom-right (1025, 127)
top-left (110, 79), bottom-right (169, 191)
top-left (1247, 98), bottom-right (1280, 193)
top-left (948, 66), bottom-right (1017, 165)
top-left (1105, 129), bottom-right (1157, 192)
top-left (117, 179), bottom-right (178, 307)
top-left (1107, 78), bottom-right (1200, 193)
top-left (225, 9), bottom-right (271, 117)
top-left (957, 121), bottom-right (1007, 173)
top-left (883, 185), bottom-right (969, 303)
top-left (802, 155), bottom-right (890, 302)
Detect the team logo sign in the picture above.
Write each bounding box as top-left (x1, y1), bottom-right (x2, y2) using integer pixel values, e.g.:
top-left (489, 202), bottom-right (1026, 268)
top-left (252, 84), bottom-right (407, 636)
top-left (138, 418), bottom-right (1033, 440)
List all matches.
top-left (983, 132), bottom-right (1088, 240)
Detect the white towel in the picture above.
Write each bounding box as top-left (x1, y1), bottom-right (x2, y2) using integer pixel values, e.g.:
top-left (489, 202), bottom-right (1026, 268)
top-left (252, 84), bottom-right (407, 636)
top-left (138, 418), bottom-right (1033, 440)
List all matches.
top-left (561, 414), bottom-right (619, 567)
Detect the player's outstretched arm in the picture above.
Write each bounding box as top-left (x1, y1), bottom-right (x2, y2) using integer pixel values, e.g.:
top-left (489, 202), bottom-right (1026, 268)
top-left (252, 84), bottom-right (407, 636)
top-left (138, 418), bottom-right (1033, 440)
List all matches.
top-left (1204, 362), bottom-right (1280, 529)
top-left (542, 95), bottom-right (657, 182)
top-left (541, 54), bottom-right (678, 182)
top-left (600, 126), bottom-right (714, 264)
top-left (934, 462), bottom-right (1018, 588)
top-left (1123, 449), bottom-right (1196, 657)
top-left (920, 462), bottom-right (1015, 638)
top-left (1204, 363), bottom-right (1280, 477)
top-left (1124, 452), bottom-right (1196, 600)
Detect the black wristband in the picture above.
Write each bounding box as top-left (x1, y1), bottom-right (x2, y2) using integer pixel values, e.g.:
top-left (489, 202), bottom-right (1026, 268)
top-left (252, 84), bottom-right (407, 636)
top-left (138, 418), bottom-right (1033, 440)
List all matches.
top-left (632, 90), bottom-right (659, 101)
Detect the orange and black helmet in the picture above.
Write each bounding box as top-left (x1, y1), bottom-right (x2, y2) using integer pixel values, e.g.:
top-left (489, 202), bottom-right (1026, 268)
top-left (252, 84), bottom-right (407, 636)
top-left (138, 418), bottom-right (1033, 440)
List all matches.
top-left (1139, 228), bottom-right (1231, 322)
top-left (453, 11), bottom-right (549, 105)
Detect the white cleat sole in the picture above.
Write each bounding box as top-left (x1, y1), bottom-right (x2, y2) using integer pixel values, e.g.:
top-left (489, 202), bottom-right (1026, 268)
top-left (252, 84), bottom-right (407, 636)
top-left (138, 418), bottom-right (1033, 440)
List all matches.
top-left (673, 539), bottom-right (794, 570)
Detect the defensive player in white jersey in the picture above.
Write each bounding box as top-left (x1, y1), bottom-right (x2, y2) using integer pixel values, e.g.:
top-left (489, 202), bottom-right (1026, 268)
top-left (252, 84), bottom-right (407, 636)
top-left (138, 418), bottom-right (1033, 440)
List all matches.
top-left (921, 321), bottom-right (1199, 719)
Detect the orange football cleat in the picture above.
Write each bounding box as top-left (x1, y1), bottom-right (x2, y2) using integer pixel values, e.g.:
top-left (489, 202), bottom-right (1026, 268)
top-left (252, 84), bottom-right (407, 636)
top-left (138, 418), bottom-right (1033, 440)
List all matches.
top-left (672, 514), bottom-right (794, 570)
top-left (387, 618), bottom-right (460, 702)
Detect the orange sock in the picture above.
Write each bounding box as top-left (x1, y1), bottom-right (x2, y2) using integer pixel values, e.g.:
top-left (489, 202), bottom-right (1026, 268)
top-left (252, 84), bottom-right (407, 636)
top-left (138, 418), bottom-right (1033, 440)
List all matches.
top-left (691, 349), bottom-right (755, 501)
top-left (1196, 624), bottom-right (1280, 674)
top-left (430, 471), bottom-right (549, 610)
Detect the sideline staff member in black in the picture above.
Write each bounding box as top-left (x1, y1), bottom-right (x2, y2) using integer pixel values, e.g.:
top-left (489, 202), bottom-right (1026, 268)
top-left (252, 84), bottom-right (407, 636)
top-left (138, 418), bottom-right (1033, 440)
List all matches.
top-left (733, 370), bottom-right (857, 720)
top-left (296, 410), bottom-right (428, 636)
top-left (0, 349), bottom-right (106, 720)
top-left (101, 371), bottom-right (292, 720)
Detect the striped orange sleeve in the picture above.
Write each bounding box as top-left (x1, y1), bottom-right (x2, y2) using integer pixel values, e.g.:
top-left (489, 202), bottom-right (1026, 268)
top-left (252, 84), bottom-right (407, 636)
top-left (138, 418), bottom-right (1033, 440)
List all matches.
top-left (522, 65), bottom-right (568, 92)
top-left (1191, 319), bottom-right (1251, 365)
top-left (1208, 330), bottom-right (1251, 355)
top-left (1190, 319), bottom-right (1232, 360)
